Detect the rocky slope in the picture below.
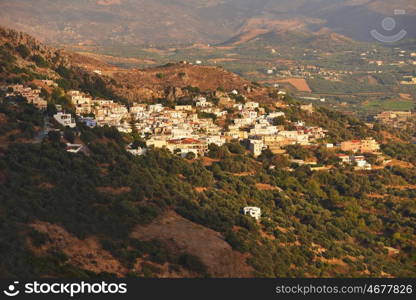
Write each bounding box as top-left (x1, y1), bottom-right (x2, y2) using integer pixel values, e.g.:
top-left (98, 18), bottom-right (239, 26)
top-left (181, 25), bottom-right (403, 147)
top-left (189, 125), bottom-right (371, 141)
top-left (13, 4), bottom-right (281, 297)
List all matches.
top-left (0, 26), bottom-right (277, 104)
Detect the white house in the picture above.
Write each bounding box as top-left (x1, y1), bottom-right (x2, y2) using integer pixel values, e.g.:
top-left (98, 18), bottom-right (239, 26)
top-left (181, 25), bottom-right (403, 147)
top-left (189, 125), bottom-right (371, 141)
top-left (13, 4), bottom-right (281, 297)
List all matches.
top-left (243, 207), bottom-right (261, 221)
top-left (244, 102), bottom-right (260, 110)
top-left (195, 97), bottom-right (212, 108)
top-left (352, 156), bottom-right (372, 170)
top-left (175, 105), bottom-right (193, 111)
top-left (278, 131), bottom-right (309, 145)
top-left (148, 104), bottom-right (164, 113)
top-left (66, 143), bottom-right (83, 153)
top-left (241, 110), bottom-right (258, 120)
top-left (127, 147), bottom-right (147, 156)
top-left (234, 118), bottom-right (255, 127)
top-left (53, 112), bottom-right (76, 128)
top-left (266, 112), bottom-right (285, 123)
top-left (250, 124), bottom-right (278, 136)
top-left (130, 105), bottom-right (146, 114)
top-left (202, 135), bottom-right (226, 146)
top-left (117, 123), bottom-right (133, 133)
top-left (336, 154), bottom-right (351, 164)
top-left (249, 139), bottom-right (265, 157)
top-left (171, 127), bottom-right (194, 139)
top-left (233, 104), bottom-right (243, 111)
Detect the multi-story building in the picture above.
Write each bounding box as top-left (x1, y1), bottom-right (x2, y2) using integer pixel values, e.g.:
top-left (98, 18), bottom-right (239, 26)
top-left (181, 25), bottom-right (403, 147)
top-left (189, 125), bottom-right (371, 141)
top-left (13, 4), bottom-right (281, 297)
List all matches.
top-left (249, 124), bottom-right (279, 136)
top-left (175, 105), bottom-right (193, 111)
top-left (53, 112), bottom-right (76, 128)
top-left (360, 138), bottom-right (380, 153)
top-left (278, 131), bottom-right (309, 145)
top-left (244, 102), bottom-right (260, 110)
top-left (249, 139), bottom-right (265, 157)
top-left (341, 138), bottom-right (380, 153)
top-left (68, 90), bottom-right (93, 115)
top-left (166, 138), bottom-right (208, 157)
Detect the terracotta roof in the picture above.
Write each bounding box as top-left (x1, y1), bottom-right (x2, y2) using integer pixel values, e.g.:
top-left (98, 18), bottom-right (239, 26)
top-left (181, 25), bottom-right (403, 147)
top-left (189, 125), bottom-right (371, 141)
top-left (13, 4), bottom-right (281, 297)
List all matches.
top-left (168, 138), bottom-right (201, 144)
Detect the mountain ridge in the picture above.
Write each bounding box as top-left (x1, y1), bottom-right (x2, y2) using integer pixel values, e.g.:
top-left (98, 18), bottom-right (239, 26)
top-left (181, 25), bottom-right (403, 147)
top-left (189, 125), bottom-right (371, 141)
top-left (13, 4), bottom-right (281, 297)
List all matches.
top-left (0, 25), bottom-right (277, 105)
top-left (0, 0), bottom-right (415, 46)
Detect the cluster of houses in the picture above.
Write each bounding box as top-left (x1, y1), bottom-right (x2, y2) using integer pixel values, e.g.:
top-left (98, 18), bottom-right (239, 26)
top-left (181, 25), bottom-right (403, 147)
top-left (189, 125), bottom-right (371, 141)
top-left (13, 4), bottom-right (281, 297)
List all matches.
top-left (336, 154), bottom-right (373, 170)
top-left (333, 138), bottom-right (381, 170)
top-left (375, 111), bottom-right (414, 128)
top-left (4, 84), bottom-right (48, 111)
top-left (65, 90), bottom-right (227, 157)
top-left (246, 105), bottom-right (327, 157)
top-left (68, 90), bottom-right (130, 131)
top-left (400, 76), bottom-right (416, 85)
top-left (63, 88), bottom-right (332, 158)
top-left (362, 48), bottom-right (416, 67)
top-left (275, 65), bottom-right (351, 81)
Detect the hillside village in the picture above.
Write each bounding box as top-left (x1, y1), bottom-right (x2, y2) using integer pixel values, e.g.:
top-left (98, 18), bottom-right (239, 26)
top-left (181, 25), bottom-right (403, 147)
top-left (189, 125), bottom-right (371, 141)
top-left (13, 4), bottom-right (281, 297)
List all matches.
top-left (375, 111), bottom-right (415, 129)
top-left (1, 26), bottom-right (416, 279)
top-left (2, 80), bottom-right (387, 172)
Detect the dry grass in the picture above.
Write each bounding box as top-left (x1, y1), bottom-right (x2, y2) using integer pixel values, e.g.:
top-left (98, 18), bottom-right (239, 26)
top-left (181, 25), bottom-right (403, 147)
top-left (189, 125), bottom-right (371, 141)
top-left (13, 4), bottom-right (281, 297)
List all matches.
top-left (385, 159), bottom-right (414, 168)
top-left (130, 210), bottom-right (252, 277)
top-left (255, 183), bottom-right (282, 191)
top-left (28, 221), bottom-right (127, 276)
top-left (97, 186), bottom-right (132, 195)
top-left (276, 78), bottom-right (312, 93)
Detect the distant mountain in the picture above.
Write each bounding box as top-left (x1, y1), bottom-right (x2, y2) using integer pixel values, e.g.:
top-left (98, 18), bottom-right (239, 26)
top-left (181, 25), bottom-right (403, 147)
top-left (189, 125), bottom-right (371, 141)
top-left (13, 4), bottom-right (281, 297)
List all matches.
top-left (219, 17), bottom-right (356, 49)
top-left (0, 0), bottom-right (251, 45)
top-left (223, 0), bottom-right (416, 46)
top-left (0, 0), bottom-right (415, 46)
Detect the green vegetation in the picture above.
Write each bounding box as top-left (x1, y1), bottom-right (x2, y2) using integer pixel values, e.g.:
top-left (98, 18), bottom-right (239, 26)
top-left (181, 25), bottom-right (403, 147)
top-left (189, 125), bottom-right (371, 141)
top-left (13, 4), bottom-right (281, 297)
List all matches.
top-left (381, 143), bottom-right (416, 165)
top-left (362, 99), bottom-right (415, 112)
top-left (31, 55), bottom-right (49, 68)
top-left (15, 44), bottom-right (30, 59)
top-left (55, 65), bottom-right (128, 106)
top-left (197, 111), bottom-right (217, 121)
top-left (0, 98), bottom-right (43, 140)
top-left (0, 44), bottom-right (17, 73)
